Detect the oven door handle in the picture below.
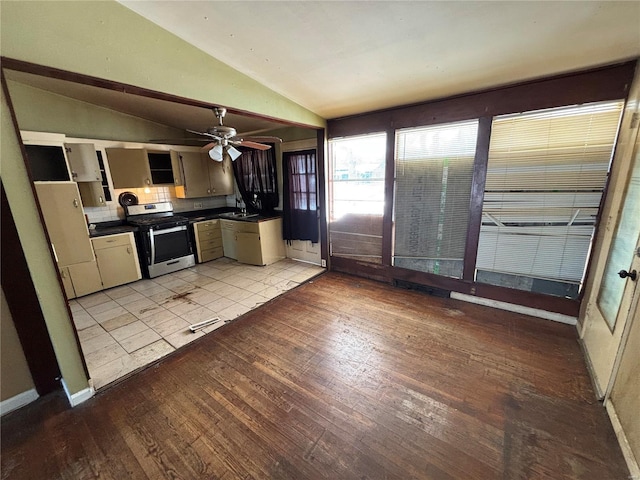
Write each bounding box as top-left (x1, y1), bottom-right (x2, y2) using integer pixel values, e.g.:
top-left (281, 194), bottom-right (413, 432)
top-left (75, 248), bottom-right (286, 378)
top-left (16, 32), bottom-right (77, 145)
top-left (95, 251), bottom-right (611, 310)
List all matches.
top-left (149, 229), bottom-right (156, 265)
top-left (152, 225), bottom-right (188, 235)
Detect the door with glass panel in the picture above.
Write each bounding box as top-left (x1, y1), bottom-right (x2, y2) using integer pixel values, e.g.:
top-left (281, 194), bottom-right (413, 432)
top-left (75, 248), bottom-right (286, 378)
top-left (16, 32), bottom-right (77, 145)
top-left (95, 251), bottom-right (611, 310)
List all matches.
top-left (581, 117), bottom-right (640, 397)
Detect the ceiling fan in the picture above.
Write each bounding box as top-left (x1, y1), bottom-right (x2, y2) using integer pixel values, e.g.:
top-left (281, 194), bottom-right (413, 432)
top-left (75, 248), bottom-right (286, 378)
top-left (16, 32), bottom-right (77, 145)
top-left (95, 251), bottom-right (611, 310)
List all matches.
top-left (188, 107), bottom-right (282, 162)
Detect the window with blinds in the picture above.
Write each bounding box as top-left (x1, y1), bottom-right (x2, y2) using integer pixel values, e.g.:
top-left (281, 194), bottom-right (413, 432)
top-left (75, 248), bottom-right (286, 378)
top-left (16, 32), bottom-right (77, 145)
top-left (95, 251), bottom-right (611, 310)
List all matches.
top-left (328, 133), bottom-right (386, 263)
top-left (393, 120), bottom-right (479, 278)
top-left (476, 100), bottom-right (624, 298)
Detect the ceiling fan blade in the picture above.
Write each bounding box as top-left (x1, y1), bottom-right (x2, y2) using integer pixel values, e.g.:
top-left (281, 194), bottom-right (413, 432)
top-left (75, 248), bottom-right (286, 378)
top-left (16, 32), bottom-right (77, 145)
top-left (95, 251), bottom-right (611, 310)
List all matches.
top-left (187, 129), bottom-right (221, 140)
top-left (241, 135), bottom-right (283, 143)
top-left (236, 140), bottom-right (272, 150)
top-left (200, 142), bottom-right (218, 152)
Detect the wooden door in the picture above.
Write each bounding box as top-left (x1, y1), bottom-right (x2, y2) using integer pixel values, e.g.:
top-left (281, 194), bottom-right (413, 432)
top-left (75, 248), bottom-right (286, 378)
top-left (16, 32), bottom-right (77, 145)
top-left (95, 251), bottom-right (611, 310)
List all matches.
top-left (34, 182), bottom-right (94, 266)
top-left (580, 70), bottom-right (640, 397)
top-left (105, 148), bottom-right (151, 188)
top-left (221, 220), bottom-right (238, 260)
top-left (208, 154), bottom-right (235, 196)
top-left (176, 151), bottom-right (210, 198)
top-left (68, 260), bottom-right (103, 297)
top-left (94, 244), bottom-right (141, 289)
top-left (64, 143), bottom-right (101, 182)
top-left (77, 181), bottom-right (106, 207)
top-left (236, 232), bottom-right (263, 265)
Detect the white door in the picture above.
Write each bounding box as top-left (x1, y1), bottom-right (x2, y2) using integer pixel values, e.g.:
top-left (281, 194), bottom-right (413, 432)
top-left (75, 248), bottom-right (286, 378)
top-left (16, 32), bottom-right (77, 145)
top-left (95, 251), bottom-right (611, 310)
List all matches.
top-left (581, 81), bottom-right (640, 397)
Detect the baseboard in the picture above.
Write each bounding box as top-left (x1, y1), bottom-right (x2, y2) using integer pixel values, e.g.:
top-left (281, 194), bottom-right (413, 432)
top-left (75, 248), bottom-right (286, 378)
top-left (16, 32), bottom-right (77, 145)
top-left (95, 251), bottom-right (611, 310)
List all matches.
top-left (0, 388), bottom-right (39, 416)
top-left (451, 292), bottom-right (578, 325)
top-left (606, 399), bottom-right (640, 478)
top-left (61, 378), bottom-right (94, 407)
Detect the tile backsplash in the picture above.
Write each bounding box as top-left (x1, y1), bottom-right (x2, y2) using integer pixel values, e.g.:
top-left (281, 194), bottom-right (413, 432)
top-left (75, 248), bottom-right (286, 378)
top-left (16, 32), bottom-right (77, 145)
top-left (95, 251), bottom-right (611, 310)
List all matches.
top-left (83, 186), bottom-right (235, 223)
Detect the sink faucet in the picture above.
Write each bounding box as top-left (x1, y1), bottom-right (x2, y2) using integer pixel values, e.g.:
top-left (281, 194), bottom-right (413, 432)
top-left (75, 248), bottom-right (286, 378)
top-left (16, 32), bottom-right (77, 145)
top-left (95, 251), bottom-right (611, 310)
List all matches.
top-left (236, 197), bottom-right (246, 215)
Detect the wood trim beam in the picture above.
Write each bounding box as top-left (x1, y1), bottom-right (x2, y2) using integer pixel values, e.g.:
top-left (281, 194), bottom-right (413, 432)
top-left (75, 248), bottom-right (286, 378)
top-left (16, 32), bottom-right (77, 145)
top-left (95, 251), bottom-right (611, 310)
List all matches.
top-left (463, 116), bottom-right (492, 281)
top-left (328, 60), bottom-right (637, 138)
top-left (316, 128), bottom-right (329, 267)
top-left (0, 57), bottom-right (318, 129)
top-left (381, 127), bottom-right (396, 266)
top-left (330, 256), bottom-right (580, 317)
top-left (1, 183), bottom-right (62, 395)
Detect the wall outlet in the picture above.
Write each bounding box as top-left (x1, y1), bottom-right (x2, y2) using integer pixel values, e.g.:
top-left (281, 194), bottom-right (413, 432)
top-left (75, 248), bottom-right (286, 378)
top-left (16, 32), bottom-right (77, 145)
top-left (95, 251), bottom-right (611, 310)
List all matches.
top-left (194, 202), bottom-right (203, 209)
top-left (321, 259), bottom-right (327, 268)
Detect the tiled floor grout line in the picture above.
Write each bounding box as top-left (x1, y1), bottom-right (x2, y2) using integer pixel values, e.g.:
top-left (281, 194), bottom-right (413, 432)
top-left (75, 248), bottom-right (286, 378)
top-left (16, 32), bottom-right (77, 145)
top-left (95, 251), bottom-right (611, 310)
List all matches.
top-left (70, 258), bottom-right (325, 390)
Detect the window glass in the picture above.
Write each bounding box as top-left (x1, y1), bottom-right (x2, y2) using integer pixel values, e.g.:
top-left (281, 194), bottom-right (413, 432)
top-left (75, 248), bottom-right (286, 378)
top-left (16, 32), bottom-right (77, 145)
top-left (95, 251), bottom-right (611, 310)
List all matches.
top-left (328, 133), bottom-right (386, 263)
top-left (476, 100), bottom-right (624, 298)
top-left (393, 120), bottom-right (479, 278)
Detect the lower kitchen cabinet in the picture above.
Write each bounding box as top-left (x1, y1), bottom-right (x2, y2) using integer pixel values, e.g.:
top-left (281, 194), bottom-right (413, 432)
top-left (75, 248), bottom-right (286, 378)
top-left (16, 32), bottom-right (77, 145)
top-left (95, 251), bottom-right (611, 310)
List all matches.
top-left (220, 219), bottom-right (238, 260)
top-left (193, 219), bottom-right (223, 263)
top-left (91, 232), bottom-right (142, 289)
top-left (221, 218), bottom-right (285, 266)
top-left (60, 260), bottom-right (103, 299)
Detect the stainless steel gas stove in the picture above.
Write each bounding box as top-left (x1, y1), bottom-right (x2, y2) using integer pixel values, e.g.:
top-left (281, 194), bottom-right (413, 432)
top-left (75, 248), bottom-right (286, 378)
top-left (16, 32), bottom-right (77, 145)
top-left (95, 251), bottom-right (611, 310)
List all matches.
top-left (125, 202), bottom-right (195, 278)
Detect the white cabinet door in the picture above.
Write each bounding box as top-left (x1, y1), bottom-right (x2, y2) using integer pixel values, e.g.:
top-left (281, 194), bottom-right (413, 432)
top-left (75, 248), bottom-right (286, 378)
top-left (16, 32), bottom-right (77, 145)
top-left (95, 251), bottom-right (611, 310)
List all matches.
top-left (65, 143), bottom-right (101, 182)
top-left (34, 181), bottom-right (94, 266)
top-left (236, 232), bottom-right (263, 265)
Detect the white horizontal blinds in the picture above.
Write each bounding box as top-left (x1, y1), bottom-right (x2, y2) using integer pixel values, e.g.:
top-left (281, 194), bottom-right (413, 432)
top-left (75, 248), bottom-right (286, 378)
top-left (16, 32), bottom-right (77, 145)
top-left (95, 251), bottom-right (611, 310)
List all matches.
top-left (393, 120), bottom-right (478, 278)
top-left (328, 133), bottom-right (386, 263)
top-left (476, 100), bottom-right (624, 289)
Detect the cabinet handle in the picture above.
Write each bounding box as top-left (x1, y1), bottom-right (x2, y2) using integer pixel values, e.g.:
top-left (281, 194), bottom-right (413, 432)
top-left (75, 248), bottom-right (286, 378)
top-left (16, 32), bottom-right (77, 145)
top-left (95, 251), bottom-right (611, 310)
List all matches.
top-left (73, 198), bottom-right (79, 208)
top-left (99, 196), bottom-right (104, 204)
top-left (71, 171), bottom-right (78, 179)
top-left (61, 269), bottom-right (66, 278)
top-left (127, 246), bottom-right (132, 254)
top-left (146, 178), bottom-right (151, 185)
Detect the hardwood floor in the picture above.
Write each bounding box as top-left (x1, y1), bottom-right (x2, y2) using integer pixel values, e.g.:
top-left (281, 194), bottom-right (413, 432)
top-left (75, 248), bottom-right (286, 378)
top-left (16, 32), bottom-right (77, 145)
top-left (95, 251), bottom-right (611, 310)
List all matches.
top-left (1, 272), bottom-right (629, 479)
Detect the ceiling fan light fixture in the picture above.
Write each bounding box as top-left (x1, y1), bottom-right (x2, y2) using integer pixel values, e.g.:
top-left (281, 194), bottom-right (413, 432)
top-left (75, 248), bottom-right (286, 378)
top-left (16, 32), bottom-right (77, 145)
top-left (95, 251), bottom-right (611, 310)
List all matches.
top-left (208, 144), bottom-right (224, 161)
top-left (227, 145), bottom-right (242, 161)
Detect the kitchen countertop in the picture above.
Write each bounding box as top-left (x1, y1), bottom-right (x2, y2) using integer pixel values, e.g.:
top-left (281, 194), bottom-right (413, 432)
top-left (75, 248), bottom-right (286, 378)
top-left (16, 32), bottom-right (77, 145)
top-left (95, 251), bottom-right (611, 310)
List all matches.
top-left (88, 208), bottom-right (282, 237)
top-left (89, 222), bottom-right (138, 238)
top-left (181, 208), bottom-right (282, 223)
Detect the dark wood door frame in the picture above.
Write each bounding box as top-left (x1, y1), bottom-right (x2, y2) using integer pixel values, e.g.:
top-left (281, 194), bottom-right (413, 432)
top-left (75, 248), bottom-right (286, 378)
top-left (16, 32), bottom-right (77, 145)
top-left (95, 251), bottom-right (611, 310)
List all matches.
top-left (1, 183), bottom-right (61, 395)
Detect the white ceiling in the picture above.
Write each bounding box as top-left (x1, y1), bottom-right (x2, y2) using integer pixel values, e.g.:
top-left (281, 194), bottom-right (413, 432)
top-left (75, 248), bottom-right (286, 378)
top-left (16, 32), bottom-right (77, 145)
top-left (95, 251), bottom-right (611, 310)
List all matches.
top-left (119, 1), bottom-right (640, 119)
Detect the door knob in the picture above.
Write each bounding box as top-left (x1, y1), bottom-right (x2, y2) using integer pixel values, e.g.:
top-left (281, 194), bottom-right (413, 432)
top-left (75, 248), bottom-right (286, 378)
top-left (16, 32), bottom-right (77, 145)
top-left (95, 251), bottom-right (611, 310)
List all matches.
top-left (618, 269), bottom-right (637, 281)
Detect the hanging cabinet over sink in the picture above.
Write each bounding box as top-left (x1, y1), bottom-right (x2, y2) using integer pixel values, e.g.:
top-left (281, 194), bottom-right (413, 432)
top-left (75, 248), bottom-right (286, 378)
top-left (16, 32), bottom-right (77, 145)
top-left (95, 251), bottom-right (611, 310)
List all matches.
top-left (171, 150), bottom-right (234, 198)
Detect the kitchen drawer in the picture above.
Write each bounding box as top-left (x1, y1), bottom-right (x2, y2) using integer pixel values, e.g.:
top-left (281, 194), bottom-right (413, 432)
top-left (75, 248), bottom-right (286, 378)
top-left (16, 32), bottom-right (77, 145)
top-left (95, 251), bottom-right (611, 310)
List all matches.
top-left (196, 227), bottom-right (222, 240)
top-left (199, 246), bottom-right (224, 263)
top-left (194, 219), bottom-right (219, 234)
top-left (220, 219), bottom-right (236, 231)
top-left (235, 222), bottom-right (260, 234)
top-left (199, 236), bottom-right (223, 250)
top-left (92, 233), bottom-right (132, 250)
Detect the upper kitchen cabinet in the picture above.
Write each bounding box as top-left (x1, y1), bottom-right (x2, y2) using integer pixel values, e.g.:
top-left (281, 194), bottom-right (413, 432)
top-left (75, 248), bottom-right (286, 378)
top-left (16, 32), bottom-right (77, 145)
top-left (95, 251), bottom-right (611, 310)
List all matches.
top-left (64, 143), bottom-right (101, 182)
top-left (171, 150), bottom-right (234, 198)
top-left (24, 144), bottom-right (70, 181)
top-left (106, 148), bottom-right (174, 188)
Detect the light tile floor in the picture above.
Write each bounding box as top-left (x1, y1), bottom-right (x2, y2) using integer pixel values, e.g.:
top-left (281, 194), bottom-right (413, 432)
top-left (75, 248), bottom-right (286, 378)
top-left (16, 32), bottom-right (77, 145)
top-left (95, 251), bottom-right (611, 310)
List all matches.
top-left (69, 257), bottom-right (325, 390)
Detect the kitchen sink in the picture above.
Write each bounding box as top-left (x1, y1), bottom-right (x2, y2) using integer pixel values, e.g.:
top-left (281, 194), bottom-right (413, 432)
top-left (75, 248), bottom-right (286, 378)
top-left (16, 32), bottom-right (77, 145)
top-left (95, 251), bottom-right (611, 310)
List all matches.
top-left (221, 212), bottom-right (259, 219)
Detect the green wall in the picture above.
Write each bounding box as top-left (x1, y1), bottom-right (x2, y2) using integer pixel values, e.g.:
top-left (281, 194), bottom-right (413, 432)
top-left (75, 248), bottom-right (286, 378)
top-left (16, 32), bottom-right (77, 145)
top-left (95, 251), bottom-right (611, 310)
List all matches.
top-left (1, 87), bottom-right (89, 395)
top-left (0, 1), bottom-right (324, 128)
top-left (7, 81), bottom-right (186, 142)
top-left (0, 0), bottom-right (324, 398)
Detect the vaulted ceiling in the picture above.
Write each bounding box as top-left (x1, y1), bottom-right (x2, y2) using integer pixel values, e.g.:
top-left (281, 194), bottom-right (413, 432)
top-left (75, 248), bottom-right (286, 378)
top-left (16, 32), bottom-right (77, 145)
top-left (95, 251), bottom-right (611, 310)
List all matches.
top-left (119, 1), bottom-right (640, 119)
